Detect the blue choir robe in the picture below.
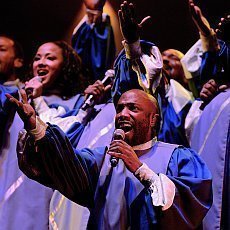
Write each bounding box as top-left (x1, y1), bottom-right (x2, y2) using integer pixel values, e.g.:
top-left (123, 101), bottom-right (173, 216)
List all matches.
top-left (18, 124), bottom-right (212, 229)
top-left (0, 84), bottom-right (18, 149)
top-left (191, 89), bottom-right (230, 230)
top-left (200, 40), bottom-right (229, 84)
top-left (72, 14), bottom-right (116, 80)
top-left (0, 93), bottom-right (84, 229)
top-left (158, 102), bottom-right (191, 147)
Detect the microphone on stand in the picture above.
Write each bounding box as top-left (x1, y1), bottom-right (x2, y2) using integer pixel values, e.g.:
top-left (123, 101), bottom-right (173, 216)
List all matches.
top-left (81, 69), bottom-right (115, 111)
top-left (110, 129), bottom-right (125, 167)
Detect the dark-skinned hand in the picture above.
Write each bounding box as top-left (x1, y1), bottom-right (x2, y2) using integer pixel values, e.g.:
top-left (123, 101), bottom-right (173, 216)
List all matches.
top-left (189, 0), bottom-right (211, 36)
top-left (200, 79), bottom-right (228, 107)
top-left (107, 140), bottom-right (142, 173)
top-left (118, 1), bottom-right (150, 43)
top-left (215, 14), bottom-right (230, 41)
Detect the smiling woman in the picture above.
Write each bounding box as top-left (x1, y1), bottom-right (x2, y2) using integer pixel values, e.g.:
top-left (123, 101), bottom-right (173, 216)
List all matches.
top-left (26, 40), bottom-right (88, 99)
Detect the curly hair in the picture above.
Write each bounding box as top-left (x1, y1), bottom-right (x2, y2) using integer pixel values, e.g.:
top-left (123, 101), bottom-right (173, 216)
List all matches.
top-left (52, 41), bottom-right (90, 97)
top-left (28, 40), bottom-right (90, 98)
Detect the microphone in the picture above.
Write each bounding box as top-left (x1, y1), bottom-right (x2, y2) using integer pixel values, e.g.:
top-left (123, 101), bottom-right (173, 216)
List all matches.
top-left (110, 129), bottom-right (125, 167)
top-left (81, 69), bottom-right (115, 111)
top-left (25, 76), bottom-right (42, 100)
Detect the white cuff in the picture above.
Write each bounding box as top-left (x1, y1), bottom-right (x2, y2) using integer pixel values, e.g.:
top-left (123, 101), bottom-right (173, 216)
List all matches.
top-left (135, 163), bottom-right (175, 210)
top-left (123, 39), bottom-right (142, 60)
top-left (29, 116), bottom-right (48, 141)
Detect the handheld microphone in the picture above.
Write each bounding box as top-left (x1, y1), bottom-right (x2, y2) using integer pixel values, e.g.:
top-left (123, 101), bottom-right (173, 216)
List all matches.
top-left (81, 69), bottom-right (115, 111)
top-left (110, 129), bottom-right (125, 167)
top-left (25, 76), bottom-right (42, 100)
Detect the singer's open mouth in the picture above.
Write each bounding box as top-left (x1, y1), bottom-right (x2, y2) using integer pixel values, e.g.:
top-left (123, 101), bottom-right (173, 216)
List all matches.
top-left (37, 69), bottom-right (48, 76)
top-left (118, 123), bottom-right (132, 133)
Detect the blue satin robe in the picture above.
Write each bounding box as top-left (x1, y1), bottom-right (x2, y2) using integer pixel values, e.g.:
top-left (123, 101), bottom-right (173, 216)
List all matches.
top-left (72, 15), bottom-right (115, 80)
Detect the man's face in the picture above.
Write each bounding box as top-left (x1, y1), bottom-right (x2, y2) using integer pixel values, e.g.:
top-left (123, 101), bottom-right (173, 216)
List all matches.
top-left (33, 42), bottom-right (64, 89)
top-left (162, 49), bottom-right (185, 83)
top-left (0, 37), bottom-right (16, 77)
top-left (115, 90), bottom-right (158, 146)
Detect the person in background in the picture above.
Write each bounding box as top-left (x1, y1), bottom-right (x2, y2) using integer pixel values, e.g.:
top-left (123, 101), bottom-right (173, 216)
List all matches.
top-left (72, 0), bottom-right (115, 81)
top-left (188, 1), bottom-right (230, 229)
top-left (25, 40), bottom-right (115, 230)
top-left (0, 36), bottom-right (54, 230)
top-left (1, 39), bottom-right (98, 230)
top-left (112, 1), bottom-right (193, 147)
top-left (0, 35), bottom-right (23, 149)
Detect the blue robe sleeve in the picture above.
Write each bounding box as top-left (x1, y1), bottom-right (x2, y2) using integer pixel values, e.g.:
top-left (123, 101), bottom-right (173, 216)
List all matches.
top-left (158, 101), bottom-right (191, 147)
top-left (72, 15), bottom-right (115, 80)
top-left (17, 124), bottom-right (105, 208)
top-left (130, 147), bottom-right (212, 229)
top-left (200, 40), bottom-right (229, 84)
top-left (0, 84), bottom-right (18, 149)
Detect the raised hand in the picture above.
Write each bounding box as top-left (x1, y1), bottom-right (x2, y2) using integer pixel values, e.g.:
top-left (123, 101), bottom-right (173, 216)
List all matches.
top-left (84, 0), bottom-right (106, 11)
top-left (6, 89), bottom-right (36, 130)
top-left (118, 1), bottom-right (150, 43)
top-left (215, 14), bottom-right (230, 41)
top-left (189, 0), bottom-right (211, 36)
top-left (107, 140), bottom-right (142, 173)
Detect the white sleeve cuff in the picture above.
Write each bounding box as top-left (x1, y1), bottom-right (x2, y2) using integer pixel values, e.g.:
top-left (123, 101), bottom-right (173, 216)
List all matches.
top-left (123, 39), bottom-right (142, 60)
top-left (135, 163), bottom-right (175, 210)
top-left (29, 116), bottom-right (48, 141)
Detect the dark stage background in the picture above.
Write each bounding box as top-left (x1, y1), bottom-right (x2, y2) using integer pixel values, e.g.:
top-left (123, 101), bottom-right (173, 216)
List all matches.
top-left (0, 0), bottom-right (229, 65)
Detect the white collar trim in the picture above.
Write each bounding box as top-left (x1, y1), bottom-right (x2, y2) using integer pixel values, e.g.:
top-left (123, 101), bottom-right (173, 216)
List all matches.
top-left (133, 137), bottom-right (157, 151)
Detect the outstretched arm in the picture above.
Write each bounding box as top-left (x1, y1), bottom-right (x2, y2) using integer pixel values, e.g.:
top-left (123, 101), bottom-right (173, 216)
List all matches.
top-left (189, 0), bottom-right (211, 36)
top-left (7, 90), bottom-right (101, 207)
top-left (116, 1), bottom-right (162, 95)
